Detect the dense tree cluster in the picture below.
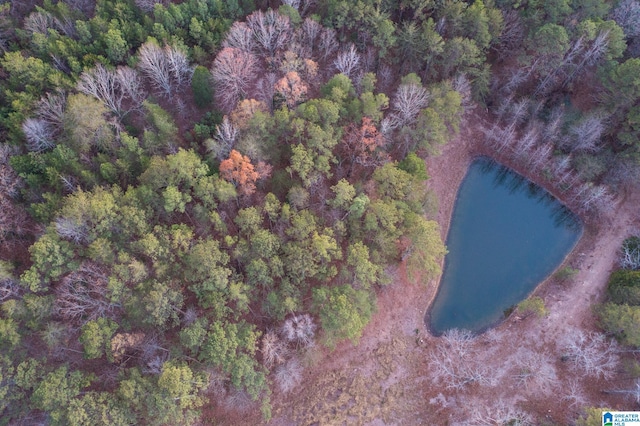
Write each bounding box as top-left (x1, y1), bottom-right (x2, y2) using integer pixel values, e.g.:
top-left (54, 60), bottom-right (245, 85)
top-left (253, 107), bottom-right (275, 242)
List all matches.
top-left (0, 1), bottom-right (457, 423)
top-left (1, 0), bottom-right (639, 423)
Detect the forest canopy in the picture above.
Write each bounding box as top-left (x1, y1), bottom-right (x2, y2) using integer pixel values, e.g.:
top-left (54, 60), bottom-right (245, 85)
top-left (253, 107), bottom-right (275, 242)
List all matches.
top-left (0, 0), bottom-right (639, 423)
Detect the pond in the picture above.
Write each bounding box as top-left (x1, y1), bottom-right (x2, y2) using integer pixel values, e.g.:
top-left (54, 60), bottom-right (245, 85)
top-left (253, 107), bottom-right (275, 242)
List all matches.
top-left (427, 157), bottom-right (583, 335)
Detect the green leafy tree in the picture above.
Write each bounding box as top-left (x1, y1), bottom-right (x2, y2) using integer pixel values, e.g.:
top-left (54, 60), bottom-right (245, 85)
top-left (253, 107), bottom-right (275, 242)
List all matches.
top-left (402, 213), bottom-right (447, 284)
top-left (329, 179), bottom-right (356, 210)
top-left (191, 65), bottom-right (213, 108)
top-left (532, 23), bottom-right (570, 74)
top-left (313, 285), bottom-right (375, 349)
top-left (21, 231), bottom-right (75, 292)
top-left (104, 28), bottom-right (129, 63)
top-left (80, 318), bottom-right (118, 359)
top-left (142, 101), bottom-right (179, 154)
top-left (31, 366), bottom-right (91, 425)
top-left (66, 392), bottom-right (134, 426)
top-left (140, 280), bottom-right (184, 328)
top-left (398, 152), bottom-right (429, 180)
top-left (346, 242), bottom-right (383, 289)
top-left (0, 318), bottom-right (20, 349)
top-left (184, 238), bottom-right (232, 309)
top-left (157, 361), bottom-right (207, 412)
top-left (199, 321), bottom-right (266, 398)
top-left (608, 269), bottom-right (640, 305)
top-left (179, 317), bottom-right (209, 353)
top-left (598, 303), bottom-right (640, 347)
top-left (64, 93), bottom-right (115, 154)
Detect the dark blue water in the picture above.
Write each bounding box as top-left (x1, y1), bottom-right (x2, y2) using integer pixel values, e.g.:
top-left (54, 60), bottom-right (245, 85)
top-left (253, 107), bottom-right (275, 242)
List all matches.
top-left (428, 157), bottom-right (582, 334)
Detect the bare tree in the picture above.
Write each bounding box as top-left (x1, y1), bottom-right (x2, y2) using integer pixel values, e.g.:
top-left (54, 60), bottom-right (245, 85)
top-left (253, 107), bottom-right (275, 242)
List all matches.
top-left (612, 0), bottom-right (640, 38)
top-left (65, 0), bottom-right (97, 15)
top-left (138, 41), bottom-right (173, 97)
top-left (562, 379), bottom-right (586, 408)
top-left (563, 113), bottom-right (606, 154)
top-left (55, 217), bottom-right (87, 244)
top-left (140, 333), bottom-right (170, 375)
top-left (137, 41), bottom-right (192, 99)
top-left (206, 116), bottom-right (238, 161)
top-left (391, 81), bottom-right (429, 127)
top-left (542, 106), bottom-right (565, 143)
top-left (552, 155), bottom-right (579, 189)
top-left (223, 389), bottom-right (256, 413)
top-left (301, 0), bottom-right (317, 16)
top-left (281, 314), bottom-right (316, 348)
top-left (134, 0), bottom-right (165, 13)
top-left (430, 329), bottom-right (494, 390)
top-left (530, 143), bottom-right (553, 169)
top-left (580, 184), bottom-right (615, 214)
top-left (60, 175), bottom-right (79, 193)
top-left (463, 399), bottom-right (534, 426)
top-left (22, 118), bottom-right (55, 152)
top-left (620, 235), bottom-right (640, 270)
top-left (210, 47), bottom-right (258, 112)
top-left (281, 0), bottom-right (300, 10)
top-left (24, 10), bottom-right (54, 35)
top-left (36, 91), bottom-right (67, 130)
top-left (452, 73), bottom-right (473, 109)
top-left (333, 44), bottom-right (360, 80)
top-left (256, 72), bottom-right (278, 109)
top-left (562, 30), bottom-right (611, 87)
top-left (78, 64), bottom-right (146, 118)
top-left (494, 10), bottom-right (525, 60)
top-left (55, 263), bottom-right (121, 324)
top-left (510, 348), bottom-right (557, 393)
top-left (560, 329), bottom-right (619, 378)
top-left (116, 66), bottom-right (147, 108)
top-left (604, 379), bottom-right (640, 404)
top-left (0, 278), bottom-right (19, 302)
top-left (0, 145), bottom-right (27, 248)
top-left (223, 21), bottom-right (255, 52)
top-left (246, 9), bottom-right (291, 59)
top-left (166, 47), bottom-right (192, 88)
top-left (512, 125), bottom-right (540, 160)
top-left (274, 358), bottom-right (302, 393)
top-left (261, 331), bottom-right (288, 368)
top-left (181, 305), bottom-right (198, 326)
top-left (0, 260), bottom-right (19, 302)
top-left (318, 27), bottom-right (338, 62)
top-left (301, 18), bottom-right (321, 55)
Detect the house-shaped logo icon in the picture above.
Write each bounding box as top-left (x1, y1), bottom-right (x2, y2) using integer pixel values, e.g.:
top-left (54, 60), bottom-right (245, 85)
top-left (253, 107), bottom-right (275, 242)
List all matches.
top-left (603, 412), bottom-right (613, 426)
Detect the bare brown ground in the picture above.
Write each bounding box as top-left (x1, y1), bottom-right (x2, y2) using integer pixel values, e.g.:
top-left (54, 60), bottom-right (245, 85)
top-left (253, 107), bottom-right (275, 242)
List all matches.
top-left (220, 107), bottom-right (640, 425)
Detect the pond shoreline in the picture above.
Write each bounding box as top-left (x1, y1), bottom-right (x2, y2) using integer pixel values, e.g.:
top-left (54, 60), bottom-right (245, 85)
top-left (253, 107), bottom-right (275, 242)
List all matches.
top-left (427, 155), bottom-right (583, 334)
top-left (423, 108), bottom-right (602, 335)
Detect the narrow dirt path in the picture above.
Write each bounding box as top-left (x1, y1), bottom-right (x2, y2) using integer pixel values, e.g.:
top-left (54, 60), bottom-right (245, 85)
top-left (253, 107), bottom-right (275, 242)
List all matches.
top-left (544, 190), bottom-right (639, 339)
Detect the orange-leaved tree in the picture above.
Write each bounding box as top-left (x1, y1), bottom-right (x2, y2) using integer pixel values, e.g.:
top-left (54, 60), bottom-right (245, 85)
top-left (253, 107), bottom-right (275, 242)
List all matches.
top-left (219, 150), bottom-right (267, 196)
top-left (275, 71), bottom-right (308, 108)
top-left (342, 117), bottom-right (388, 170)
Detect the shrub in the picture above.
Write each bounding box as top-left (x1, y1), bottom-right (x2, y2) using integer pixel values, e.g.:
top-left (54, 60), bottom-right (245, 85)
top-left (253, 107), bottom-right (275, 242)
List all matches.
top-left (517, 296), bottom-right (548, 318)
top-left (607, 269), bottom-right (640, 305)
top-left (555, 266), bottom-right (579, 283)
